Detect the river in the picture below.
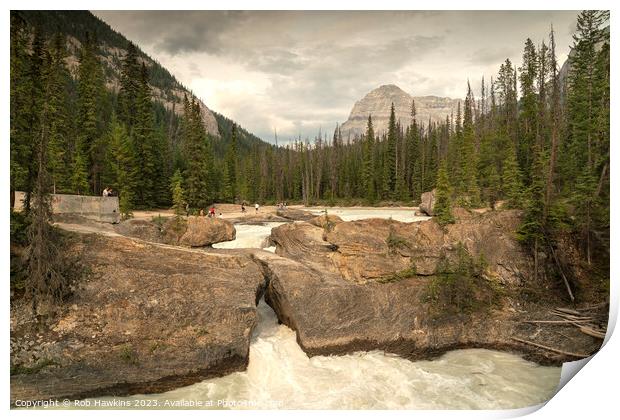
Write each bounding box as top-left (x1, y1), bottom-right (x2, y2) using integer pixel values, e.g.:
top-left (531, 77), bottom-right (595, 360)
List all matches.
top-left (93, 207), bottom-right (562, 409)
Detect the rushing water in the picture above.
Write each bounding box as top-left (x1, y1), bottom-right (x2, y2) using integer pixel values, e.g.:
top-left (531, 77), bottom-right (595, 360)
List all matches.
top-left (305, 206), bottom-right (431, 222)
top-left (212, 222), bottom-right (284, 251)
top-left (89, 208), bottom-right (560, 409)
top-left (88, 300), bottom-right (560, 409)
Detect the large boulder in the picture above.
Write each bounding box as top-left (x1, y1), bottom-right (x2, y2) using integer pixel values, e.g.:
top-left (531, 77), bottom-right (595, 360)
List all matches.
top-left (11, 234), bottom-right (266, 403)
top-left (179, 216), bottom-right (236, 247)
top-left (419, 189), bottom-right (436, 216)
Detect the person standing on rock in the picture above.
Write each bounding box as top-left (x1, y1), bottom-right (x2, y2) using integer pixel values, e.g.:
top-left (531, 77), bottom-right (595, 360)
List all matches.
top-left (255, 203), bottom-right (259, 213)
top-left (199, 209), bottom-right (205, 217)
top-left (241, 203), bottom-right (246, 213)
top-left (209, 206), bottom-right (216, 218)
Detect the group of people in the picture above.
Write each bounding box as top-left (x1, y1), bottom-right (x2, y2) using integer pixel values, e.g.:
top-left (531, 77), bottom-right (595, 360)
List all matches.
top-left (240, 202), bottom-right (261, 213)
top-left (198, 206), bottom-right (222, 218)
top-left (276, 202), bottom-right (288, 210)
top-left (102, 187), bottom-right (116, 197)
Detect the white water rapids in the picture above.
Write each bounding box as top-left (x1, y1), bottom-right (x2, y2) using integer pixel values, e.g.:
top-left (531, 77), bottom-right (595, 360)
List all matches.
top-left (93, 208), bottom-right (562, 409)
top-left (213, 222), bottom-right (284, 252)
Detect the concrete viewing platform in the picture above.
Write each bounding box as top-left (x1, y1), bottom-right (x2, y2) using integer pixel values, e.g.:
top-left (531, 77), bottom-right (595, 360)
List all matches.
top-left (13, 191), bottom-right (120, 224)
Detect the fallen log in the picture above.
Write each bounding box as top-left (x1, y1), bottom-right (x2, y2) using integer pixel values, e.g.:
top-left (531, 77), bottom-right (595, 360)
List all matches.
top-left (579, 326), bottom-right (606, 339)
top-left (556, 307), bottom-right (582, 316)
top-left (511, 337), bottom-right (590, 358)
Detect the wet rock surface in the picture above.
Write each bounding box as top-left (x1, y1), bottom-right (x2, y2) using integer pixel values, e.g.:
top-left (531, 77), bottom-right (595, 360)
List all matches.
top-left (11, 234), bottom-right (265, 403)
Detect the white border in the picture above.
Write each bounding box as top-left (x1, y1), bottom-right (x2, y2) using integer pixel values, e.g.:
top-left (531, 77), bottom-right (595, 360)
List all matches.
top-left (2, 2), bottom-right (617, 419)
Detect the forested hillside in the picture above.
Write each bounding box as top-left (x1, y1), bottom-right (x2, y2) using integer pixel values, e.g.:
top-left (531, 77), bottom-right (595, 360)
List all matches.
top-left (10, 10), bottom-right (273, 210)
top-left (10, 9), bottom-right (610, 272)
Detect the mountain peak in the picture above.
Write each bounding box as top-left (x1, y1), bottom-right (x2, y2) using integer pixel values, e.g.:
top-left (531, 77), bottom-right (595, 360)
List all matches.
top-left (340, 85), bottom-right (460, 137)
top-left (374, 84), bottom-right (407, 93)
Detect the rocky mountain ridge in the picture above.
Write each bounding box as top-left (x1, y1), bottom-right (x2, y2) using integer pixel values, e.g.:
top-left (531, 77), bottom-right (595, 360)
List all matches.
top-left (15, 10), bottom-right (221, 137)
top-left (340, 84), bottom-right (461, 137)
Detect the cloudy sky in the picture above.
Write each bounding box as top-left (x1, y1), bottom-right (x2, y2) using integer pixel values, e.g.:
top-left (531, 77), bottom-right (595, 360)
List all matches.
top-left (93, 11), bottom-right (579, 142)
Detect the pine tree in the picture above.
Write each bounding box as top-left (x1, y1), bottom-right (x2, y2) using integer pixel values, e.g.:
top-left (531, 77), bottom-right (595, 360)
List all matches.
top-left (458, 81), bottom-right (480, 206)
top-left (170, 168), bottom-right (186, 219)
top-left (564, 10), bottom-right (609, 264)
top-left (106, 114), bottom-right (138, 202)
top-left (518, 38), bottom-right (539, 182)
top-left (518, 145), bottom-right (548, 280)
top-left (119, 187), bottom-right (134, 220)
top-left (385, 102), bottom-right (397, 197)
top-left (118, 42), bottom-right (141, 128)
top-left (182, 96), bottom-right (211, 210)
top-left (71, 149), bottom-right (90, 195)
top-left (26, 56), bottom-right (72, 310)
top-left (362, 115), bottom-right (376, 202)
top-left (449, 101), bottom-right (463, 187)
top-left (133, 62), bottom-right (158, 207)
top-left (502, 146), bottom-right (523, 208)
top-left (10, 15), bottom-right (37, 208)
top-left (45, 33), bottom-right (72, 194)
top-left (221, 162), bottom-right (233, 202)
top-left (434, 161), bottom-right (454, 226)
top-left (224, 123), bottom-right (238, 202)
top-left (406, 100), bottom-right (419, 198)
top-left (168, 167), bottom-right (186, 241)
top-left (76, 32), bottom-right (105, 195)
top-left (545, 26), bottom-right (561, 214)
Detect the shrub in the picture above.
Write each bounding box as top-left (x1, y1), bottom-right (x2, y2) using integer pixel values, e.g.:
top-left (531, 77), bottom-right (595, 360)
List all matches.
top-left (377, 264), bottom-right (417, 283)
top-left (386, 226), bottom-right (411, 254)
top-left (151, 214), bottom-right (166, 233)
top-left (425, 243), bottom-right (502, 315)
top-left (118, 344), bottom-right (138, 364)
top-left (10, 359), bottom-right (56, 376)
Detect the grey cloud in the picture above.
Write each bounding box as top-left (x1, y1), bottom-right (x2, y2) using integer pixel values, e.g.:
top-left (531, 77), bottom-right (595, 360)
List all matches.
top-left (97, 10), bottom-right (251, 55)
top-left (93, 10), bottom-right (580, 141)
top-left (468, 47), bottom-right (512, 66)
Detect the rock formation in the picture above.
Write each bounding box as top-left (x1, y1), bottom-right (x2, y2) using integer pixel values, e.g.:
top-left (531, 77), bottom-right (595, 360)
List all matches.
top-left (114, 216), bottom-right (235, 247)
top-left (270, 209), bottom-right (530, 285)
top-left (419, 189), bottom-right (436, 216)
top-left (179, 217), bottom-right (236, 247)
top-left (276, 208), bottom-right (317, 222)
top-left (339, 84), bottom-right (460, 137)
top-left (10, 234), bottom-right (266, 403)
top-left (255, 209), bottom-right (603, 365)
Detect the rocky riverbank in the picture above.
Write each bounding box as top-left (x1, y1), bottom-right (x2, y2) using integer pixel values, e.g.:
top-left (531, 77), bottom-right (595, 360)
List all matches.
top-left (10, 207), bottom-right (607, 404)
top-left (10, 233), bottom-right (266, 403)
